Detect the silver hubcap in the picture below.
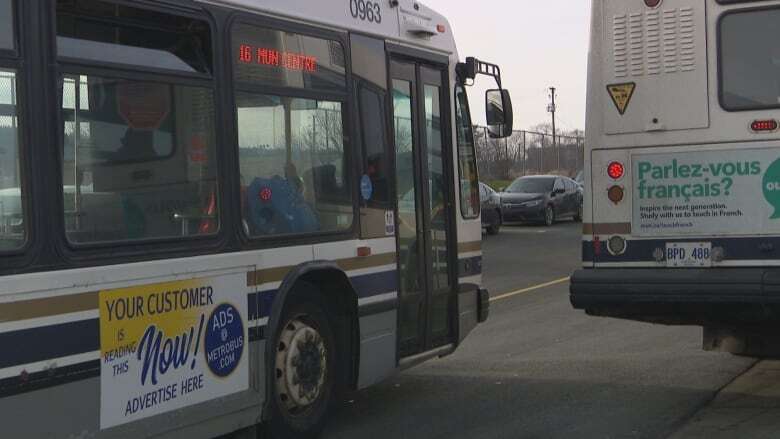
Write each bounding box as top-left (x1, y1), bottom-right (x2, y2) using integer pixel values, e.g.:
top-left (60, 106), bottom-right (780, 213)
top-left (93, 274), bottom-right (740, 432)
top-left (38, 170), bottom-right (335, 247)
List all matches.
top-left (275, 318), bottom-right (327, 412)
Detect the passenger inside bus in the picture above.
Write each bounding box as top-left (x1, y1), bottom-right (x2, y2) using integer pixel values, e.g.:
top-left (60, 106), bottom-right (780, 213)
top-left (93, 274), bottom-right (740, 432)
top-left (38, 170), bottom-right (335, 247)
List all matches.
top-left (236, 92), bottom-right (353, 238)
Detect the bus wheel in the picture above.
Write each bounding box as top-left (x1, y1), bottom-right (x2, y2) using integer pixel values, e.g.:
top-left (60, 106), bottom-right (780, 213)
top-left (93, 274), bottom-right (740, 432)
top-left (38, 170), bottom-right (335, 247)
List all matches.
top-left (267, 298), bottom-right (337, 439)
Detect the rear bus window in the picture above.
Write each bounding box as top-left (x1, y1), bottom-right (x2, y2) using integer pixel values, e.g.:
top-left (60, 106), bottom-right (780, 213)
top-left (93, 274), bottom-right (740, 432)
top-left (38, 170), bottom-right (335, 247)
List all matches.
top-left (0, 70), bottom-right (24, 251)
top-left (57, 2), bottom-right (220, 244)
top-left (232, 23), bottom-right (353, 238)
top-left (720, 8), bottom-right (780, 111)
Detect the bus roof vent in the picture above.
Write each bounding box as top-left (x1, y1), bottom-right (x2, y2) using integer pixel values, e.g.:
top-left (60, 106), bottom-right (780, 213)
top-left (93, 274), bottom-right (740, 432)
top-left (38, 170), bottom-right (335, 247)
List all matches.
top-left (603, 0), bottom-right (707, 135)
top-left (611, 4), bottom-right (697, 79)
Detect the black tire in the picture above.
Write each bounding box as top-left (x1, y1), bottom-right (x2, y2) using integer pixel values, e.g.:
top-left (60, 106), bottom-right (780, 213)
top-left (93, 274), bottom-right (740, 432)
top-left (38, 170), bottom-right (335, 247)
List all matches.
top-left (574, 203), bottom-right (583, 222)
top-left (487, 210), bottom-right (502, 235)
top-left (544, 205), bottom-right (555, 227)
top-left (265, 293), bottom-right (338, 439)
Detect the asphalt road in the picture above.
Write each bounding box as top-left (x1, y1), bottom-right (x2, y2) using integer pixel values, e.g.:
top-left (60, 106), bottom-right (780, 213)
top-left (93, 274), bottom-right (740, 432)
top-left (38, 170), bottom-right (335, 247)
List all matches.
top-left (322, 221), bottom-right (756, 439)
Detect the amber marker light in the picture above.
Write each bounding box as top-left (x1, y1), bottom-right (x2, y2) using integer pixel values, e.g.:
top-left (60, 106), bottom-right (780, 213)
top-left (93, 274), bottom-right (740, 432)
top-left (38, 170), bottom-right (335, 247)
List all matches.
top-left (608, 185), bottom-right (625, 204)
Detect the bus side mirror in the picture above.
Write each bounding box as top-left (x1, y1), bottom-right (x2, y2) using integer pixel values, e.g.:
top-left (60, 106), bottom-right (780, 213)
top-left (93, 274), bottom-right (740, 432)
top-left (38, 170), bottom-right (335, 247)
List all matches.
top-left (486, 89), bottom-right (514, 138)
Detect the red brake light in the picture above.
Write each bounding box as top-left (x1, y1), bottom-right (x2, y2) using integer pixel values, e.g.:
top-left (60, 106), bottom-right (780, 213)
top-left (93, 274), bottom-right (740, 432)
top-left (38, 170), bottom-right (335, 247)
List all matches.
top-left (751, 119), bottom-right (778, 133)
top-left (437, 24), bottom-right (446, 33)
top-left (607, 162), bottom-right (625, 180)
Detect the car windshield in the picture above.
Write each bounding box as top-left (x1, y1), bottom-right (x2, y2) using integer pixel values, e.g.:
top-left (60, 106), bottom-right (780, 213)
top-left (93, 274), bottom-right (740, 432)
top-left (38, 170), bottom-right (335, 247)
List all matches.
top-left (506, 178), bottom-right (554, 194)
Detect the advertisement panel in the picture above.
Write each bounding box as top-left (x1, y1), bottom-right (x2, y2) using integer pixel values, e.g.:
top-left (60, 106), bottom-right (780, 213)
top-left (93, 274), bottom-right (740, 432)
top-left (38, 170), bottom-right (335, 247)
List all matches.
top-left (99, 273), bottom-right (249, 429)
top-left (632, 148), bottom-right (780, 236)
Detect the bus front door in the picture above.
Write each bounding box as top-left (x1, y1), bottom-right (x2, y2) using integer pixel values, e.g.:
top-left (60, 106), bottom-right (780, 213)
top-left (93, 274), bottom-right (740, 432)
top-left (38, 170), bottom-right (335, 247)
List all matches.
top-left (391, 58), bottom-right (457, 359)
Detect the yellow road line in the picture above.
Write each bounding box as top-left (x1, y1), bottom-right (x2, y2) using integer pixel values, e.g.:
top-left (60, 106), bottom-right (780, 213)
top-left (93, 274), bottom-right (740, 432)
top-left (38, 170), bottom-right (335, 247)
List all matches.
top-left (490, 277), bottom-right (570, 302)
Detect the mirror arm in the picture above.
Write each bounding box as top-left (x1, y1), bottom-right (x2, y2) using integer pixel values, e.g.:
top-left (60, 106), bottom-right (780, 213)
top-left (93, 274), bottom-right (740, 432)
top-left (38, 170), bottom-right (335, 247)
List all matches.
top-left (456, 57), bottom-right (503, 88)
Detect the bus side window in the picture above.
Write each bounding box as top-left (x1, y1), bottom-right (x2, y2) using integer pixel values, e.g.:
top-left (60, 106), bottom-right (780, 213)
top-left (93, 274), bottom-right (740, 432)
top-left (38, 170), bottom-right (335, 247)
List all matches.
top-left (231, 22), bottom-right (353, 239)
top-left (0, 0), bottom-right (14, 51)
top-left (0, 1), bottom-right (24, 252)
top-left (235, 93), bottom-right (352, 237)
top-left (455, 84), bottom-right (480, 219)
top-left (0, 70), bottom-right (23, 251)
top-left (56, 1), bottom-right (220, 244)
top-left (358, 83), bottom-right (390, 207)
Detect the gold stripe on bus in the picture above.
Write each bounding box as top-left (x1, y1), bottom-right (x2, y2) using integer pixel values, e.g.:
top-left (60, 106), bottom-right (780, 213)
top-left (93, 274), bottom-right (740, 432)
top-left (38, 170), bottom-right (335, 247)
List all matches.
top-left (458, 241), bottom-right (482, 254)
top-left (336, 252), bottom-right (397, 272)
top-left (582, 223), bottom-right (632, 235)
top-left (246, 266), bottom-right (293, 288)
top-left (0, 291), bottom-right (98, 324)
top-left (246, 252), bottom-right (398, 287)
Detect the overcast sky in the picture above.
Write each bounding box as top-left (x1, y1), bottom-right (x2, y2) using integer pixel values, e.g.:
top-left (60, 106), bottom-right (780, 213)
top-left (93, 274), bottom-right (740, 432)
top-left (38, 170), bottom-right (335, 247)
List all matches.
top-left (422, 0), bottom-right (591, 132)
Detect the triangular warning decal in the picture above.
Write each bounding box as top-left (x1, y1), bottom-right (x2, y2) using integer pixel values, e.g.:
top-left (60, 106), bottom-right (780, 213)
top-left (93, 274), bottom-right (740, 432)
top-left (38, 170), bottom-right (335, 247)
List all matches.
top-left (607, 82), bottom-right (636, 116)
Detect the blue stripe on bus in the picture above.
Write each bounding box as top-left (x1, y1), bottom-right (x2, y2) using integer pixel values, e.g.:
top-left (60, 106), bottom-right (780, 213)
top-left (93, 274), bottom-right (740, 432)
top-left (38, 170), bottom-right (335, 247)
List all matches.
top-left (0, 319), bottom-right (99, 369)
top-left (247, 269), bottom-right (400, 321)
top-left (459, 256), bottom-right (483, 277)
top-left (583, 236), bottom-right (780, 263)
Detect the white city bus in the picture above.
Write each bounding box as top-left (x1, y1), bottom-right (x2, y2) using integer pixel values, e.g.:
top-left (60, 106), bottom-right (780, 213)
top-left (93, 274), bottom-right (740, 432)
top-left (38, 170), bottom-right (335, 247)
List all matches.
top-left (0, 0), bottom-right (513, 437)
top-left (572, 0), bottom-right (780, 356)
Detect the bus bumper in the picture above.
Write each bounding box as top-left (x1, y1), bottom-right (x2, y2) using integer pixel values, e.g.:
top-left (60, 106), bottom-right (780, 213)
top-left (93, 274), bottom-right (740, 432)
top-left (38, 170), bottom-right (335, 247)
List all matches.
top-left (569, 268), bottom-right (780, 324)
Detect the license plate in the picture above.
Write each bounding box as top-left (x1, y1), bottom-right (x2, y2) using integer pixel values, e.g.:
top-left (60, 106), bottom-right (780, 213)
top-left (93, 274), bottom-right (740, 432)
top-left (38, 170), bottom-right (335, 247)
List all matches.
top-left (666, 242), bottom-right (712, 268)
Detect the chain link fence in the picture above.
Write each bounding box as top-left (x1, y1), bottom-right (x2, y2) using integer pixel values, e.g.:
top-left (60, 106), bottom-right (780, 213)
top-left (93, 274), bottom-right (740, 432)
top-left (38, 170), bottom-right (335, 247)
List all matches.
top-left (474, 126), bottom-right (584, 184)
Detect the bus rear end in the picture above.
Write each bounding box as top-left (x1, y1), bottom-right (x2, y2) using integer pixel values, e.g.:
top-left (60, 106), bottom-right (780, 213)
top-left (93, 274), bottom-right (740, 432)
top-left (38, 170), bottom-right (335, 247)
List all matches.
top-left (572, 0), bottom-right (780, 355)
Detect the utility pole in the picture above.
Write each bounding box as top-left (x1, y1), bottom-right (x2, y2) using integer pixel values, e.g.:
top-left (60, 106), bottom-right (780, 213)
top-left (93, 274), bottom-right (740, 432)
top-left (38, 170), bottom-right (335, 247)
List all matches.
top-left (548, 87), bottom-right (558, 172)
top-left (522, 131), bottom-right (527, 176)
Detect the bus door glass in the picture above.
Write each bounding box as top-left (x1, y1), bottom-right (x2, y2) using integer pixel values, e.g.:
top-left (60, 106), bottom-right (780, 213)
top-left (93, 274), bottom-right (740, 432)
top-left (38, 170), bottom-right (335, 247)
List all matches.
top-left (391, 59), bottom-right (455, 357)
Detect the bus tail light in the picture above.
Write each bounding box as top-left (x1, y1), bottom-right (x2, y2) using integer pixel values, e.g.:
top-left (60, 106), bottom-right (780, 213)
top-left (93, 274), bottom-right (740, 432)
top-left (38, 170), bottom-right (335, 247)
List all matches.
top-left (608, 185), bottom-right (625, 204)
top-left (751, 119), bottom-right (778, 133)
top-left (607, 161), bottom-right (625, 180)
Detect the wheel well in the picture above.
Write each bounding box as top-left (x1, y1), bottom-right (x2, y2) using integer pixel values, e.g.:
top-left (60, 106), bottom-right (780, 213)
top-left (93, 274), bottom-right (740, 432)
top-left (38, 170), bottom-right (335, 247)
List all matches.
top-left (294, 269), bottom-right (360, 392)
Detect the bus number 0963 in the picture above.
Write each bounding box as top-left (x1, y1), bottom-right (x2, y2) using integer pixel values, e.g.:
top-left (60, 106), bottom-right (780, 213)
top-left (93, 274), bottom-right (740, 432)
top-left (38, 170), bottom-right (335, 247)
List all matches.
top-left (350, 0), bottom-right (382, 24)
